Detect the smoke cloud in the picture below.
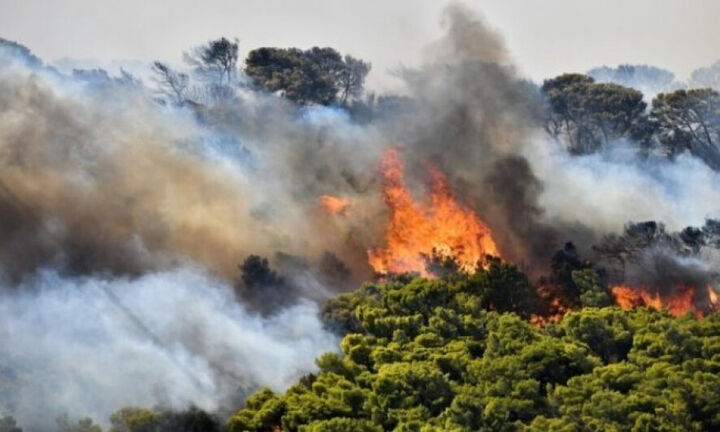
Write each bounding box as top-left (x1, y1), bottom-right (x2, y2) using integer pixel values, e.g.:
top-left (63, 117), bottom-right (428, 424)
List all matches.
top-left (0, 268), bottom-right (336, 430)
top-left (528, 141), bottom-right (720, 235)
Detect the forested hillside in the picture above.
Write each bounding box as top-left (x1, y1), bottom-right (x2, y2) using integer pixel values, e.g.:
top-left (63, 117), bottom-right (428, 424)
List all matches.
top-left (228, 263), bottom-right (720, 431)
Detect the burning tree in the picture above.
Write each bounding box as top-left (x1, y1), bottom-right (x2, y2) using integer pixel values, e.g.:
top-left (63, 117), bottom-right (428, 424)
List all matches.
top-left (595, 220), bottom-right (720, 317)
top-left (232, 266), bottom-right (720, 431)
top-left (367, 148), bottom-right (500, 278)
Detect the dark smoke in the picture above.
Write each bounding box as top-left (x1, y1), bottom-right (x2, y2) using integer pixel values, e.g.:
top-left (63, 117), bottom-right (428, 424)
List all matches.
top-left (595, 220), bottom-right (720, 311)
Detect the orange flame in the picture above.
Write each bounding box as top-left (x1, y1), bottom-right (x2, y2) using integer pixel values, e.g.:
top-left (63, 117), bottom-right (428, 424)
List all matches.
top-left (610, 284), bottom-right (705, 317)
top-left (368, 148), bottom-right (500, 276)
top-left (319, 195), bottom-right (351, 215)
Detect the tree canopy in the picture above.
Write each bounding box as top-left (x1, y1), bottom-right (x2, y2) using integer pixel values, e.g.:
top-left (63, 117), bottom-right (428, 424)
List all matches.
top-left (588, 64), bottom-right (682, 97)
top-left (649, 88), bottom-right (720, 168)
top-left (541, 74), bottom-right (647, 154)
top-left (689, 60), bottom-right (720, 91)
top-left (230, 263), bottom-right (720, 432)
top-left (185, 37), bottom-right (240, 85)
top-left (244, 47), bottom-right (370, 106)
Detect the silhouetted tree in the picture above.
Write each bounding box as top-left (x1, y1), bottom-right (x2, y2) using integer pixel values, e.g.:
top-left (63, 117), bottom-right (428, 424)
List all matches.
top-left (236, 255), bottom-right (295, 314)
top-left (542, 73), bottom-right (647, 153)
top-left (0, 38), bottom-right (43, 68)
top-left (151, 62), bottom-right (190, 106)
top-left (337, 55), bottom-right (371, 104)
top-left (0, 416), bottom-right (22, 432)
top-left (319, 251), bottom-right (351, 288)
top-left (547, 242), bottom-right (591, 304)
top-left (588, 64), bottom-right (682, 97)
top-left (572, 268), bottom-right (612, 307)
top-left (689, 60), bottom-right (720, 91)
top-left (649, 88), bottom-right (720, 168)
top-left (156, 406), bottom-right (221, 432)
top-left (109, 406), bottom-right (220, 432)
top-left (245, 47), bottom-right (369, 106)
top-left (184, 37), bottom-right (239, 85)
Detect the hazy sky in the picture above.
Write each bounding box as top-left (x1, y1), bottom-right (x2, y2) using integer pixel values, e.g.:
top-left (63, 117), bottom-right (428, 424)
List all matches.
top-left (2, 0), bottom-right (719, 90)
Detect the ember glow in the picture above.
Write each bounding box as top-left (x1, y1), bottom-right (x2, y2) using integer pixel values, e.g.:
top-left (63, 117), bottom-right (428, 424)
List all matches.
top-left (610, 284), bottom-right (718, 317)
top-left (319, 194), bottom-right (351, 215)
top-left (368, 148), bottom-right (500, 276)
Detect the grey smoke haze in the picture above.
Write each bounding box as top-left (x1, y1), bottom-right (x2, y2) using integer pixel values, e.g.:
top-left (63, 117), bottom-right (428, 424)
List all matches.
top-left (1, 3), bottom-right (720, 282)
top-left (0, 268), bottom-right (337, 431)
top-left (2, 2), bottom-right (720, 429)
top-left (0, 44), bottom-right (385, 283)
top-left (626, 251), bottom-right (717, 296)
top-left (587, 64), bottom-right (686, 101)
top-left (528, 141), bottom-right (720, 235)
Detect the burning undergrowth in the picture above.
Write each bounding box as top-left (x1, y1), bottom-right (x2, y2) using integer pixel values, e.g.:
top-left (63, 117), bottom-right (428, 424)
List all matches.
top-left (597, 220), bottom-right (720, 316)
top-left (325, 141), bottom-right (720, 319)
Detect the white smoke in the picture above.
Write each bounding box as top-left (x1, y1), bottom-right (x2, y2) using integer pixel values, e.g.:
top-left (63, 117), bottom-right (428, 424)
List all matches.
top-left (0, 267), bottom-right (337, 430)
top-left (527, 136), bottom-right (720, 235)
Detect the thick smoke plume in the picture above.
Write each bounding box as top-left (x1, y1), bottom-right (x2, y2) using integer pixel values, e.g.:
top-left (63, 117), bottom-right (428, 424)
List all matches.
top-left (0, 55), bottom-right (325, 281)
top-left (4, 3), bottom-right (718, 284)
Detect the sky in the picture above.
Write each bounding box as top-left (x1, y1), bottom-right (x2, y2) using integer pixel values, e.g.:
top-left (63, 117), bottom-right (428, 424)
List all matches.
top-left (2, 0), bottom-right (720, 91)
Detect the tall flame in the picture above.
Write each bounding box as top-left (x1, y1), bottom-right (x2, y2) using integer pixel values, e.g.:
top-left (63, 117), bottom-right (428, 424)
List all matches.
top-left (368, 148), bottom-right (500, 276)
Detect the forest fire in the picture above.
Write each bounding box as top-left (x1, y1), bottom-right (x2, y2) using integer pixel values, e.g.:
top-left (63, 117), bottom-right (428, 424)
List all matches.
top-left (610, 284), bottom-right (719, 317)
top-left (368, 148), bottom-right (500, 277)
top-left (319, 195), bottom-right (351, 215)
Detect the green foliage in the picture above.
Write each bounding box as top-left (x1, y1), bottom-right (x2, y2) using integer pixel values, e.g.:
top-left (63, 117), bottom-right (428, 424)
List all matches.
top-left (554, 307), bottom-right (634, 363)
top-left (233, 265), bottom-right (720, 431)
top-left (649, 88), bottom-right (720, 169)
top-left (572, 269), bottom-right (612, 308)
top-left (245, 47), bottom-right (370, 105)
top-left (110, 406), bottom-right (220, 432)
top-left (110, 407), bottom-right (161, 432)
top-left (299, 417), bottom-right (381, 432)
top-left (337, 55), bottom-right (371, 104)
top-left (471, 258), bottom-right (539, 318)
top-left (547, 242), bottom-right (591, 307)
top-left (542, 73), bottom-right (648, 154)
top-left (229, 389), bottom-right (285, 432)
top-left (55, 414), bottom-right (102, 432)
